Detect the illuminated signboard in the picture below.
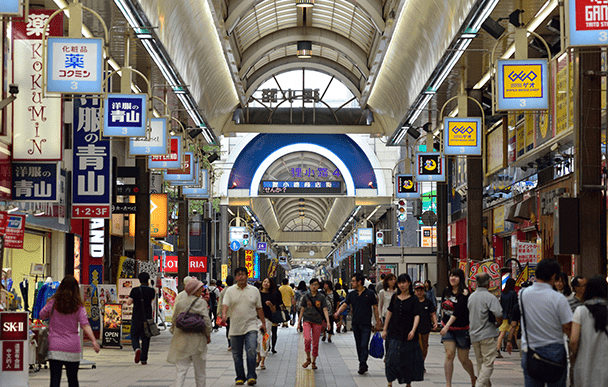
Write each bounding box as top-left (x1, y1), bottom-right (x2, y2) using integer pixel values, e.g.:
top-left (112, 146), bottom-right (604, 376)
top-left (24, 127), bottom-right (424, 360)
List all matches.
top-left (443, 117), bottom-right (482, 155)
top-left (129, 117), bottom-right (168, 156)
top-left (567, 0), bottom-right (608, 46)
top-left (149, 136), bottom-right (182, 169)
top-left (46, 38), bottom-right (103, 93)
top-left (496, 59), bottom-right (549, 111)
top-left (261, 181), bottom-right (341, 195)
top-left (395, 174), bottom-right (419, 198)
top-left (103, 94), bottom-right (147, 137)
top-left (415, 153), bottom-right (445, 182)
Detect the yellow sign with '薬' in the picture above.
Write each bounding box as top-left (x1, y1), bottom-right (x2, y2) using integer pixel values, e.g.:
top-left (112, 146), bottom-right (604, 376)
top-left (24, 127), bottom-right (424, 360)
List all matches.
top-left (502, 64), bottom-right (543, 99)
top-left (447, 120), bottom-right (478, 147)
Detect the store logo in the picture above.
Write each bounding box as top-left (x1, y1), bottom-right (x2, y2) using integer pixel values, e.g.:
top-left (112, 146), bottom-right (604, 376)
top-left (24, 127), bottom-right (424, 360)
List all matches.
top-left (451, 125), bottom-right (474, 135)
top-left (424, 159), bottom-right (437, 171)
top-left (508, 70), bottom-right (538, 82)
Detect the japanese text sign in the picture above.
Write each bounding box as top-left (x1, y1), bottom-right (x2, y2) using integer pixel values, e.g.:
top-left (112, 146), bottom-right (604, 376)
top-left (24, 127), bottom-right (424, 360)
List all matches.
top-left (46, 37), bottom-right (103, 93)
top-left (164, 152), bottom-right (194, 182)
top-left (2, 341), bottom-right (24, 372)
top-left (257, 242), bottom-right (267, 252)
top-left (103, 94), bottom-right (147, 137)
top-left (496, 59), bottom-right (549, 111)
top-left (443, 117), bottom-right (482, 155)
top-left (252, 252), bottom-right (260, 281)
top-left (567, 0), bottom-right (608, 46)
top-left (0, 0), bottom-right (21, 15)
top-left (517, 241), bottom-right (538, 264)
top-left (12, 163), bottom-right (58, 202)
top-left (12, 10), bottom-right (63, 161)
top-left (72, 98), bottom-right (111, 219)
top-left (129, 117), bottom-right (168, 155)
top-left (4, 215), bottom-right (25, 249)
top-left (245, 250), bottom-right (254, 278)
top-left (149, 136), bottom-right (182, 169)
top-left (415, 152), bottom-right (445, 182)
top-left (395, 174), bottom-right (419, 198)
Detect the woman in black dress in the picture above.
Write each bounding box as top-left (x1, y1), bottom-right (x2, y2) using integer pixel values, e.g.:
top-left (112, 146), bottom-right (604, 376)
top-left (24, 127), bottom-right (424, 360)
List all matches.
top-left (381, 273), bottom-right (424, 387)
top-left (258, 277), bottom-right (282, 370)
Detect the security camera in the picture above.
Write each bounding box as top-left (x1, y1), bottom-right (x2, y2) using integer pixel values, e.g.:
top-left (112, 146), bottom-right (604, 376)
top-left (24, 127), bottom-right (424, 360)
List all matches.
top-left (9, 84), bottom-right (18, 95)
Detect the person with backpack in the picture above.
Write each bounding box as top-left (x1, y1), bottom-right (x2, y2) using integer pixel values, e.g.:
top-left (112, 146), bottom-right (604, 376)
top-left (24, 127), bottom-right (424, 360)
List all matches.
top-left (208, 279), bottom-right (220, 330)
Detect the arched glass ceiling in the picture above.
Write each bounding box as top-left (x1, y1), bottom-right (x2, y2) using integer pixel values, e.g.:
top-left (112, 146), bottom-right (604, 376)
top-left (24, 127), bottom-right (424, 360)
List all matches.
top-left (250, 69), bottom-right (357, 108)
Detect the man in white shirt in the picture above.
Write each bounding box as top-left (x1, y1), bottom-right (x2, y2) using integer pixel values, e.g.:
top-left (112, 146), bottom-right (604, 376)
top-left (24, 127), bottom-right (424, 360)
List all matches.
top-left (519, 259), bottom-right (572, 387)
top-left (221, 267), bottom-right (266, 386)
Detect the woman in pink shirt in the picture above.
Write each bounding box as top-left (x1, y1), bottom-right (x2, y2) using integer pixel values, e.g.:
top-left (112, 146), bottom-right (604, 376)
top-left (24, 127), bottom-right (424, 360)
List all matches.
top-left (40, 276), bottom-right (100, 387)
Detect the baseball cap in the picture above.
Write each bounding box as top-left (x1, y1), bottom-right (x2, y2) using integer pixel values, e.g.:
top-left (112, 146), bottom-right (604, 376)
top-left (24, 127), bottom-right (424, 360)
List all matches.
top-left (413, 281), bottom-right (424, 289)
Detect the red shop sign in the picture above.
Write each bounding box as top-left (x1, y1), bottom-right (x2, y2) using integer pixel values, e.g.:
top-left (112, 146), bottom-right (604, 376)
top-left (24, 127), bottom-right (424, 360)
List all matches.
top-left (0, 312), bottom-right (28, 341)
top-left (189, 256), bottom-right (207, 273)
top-left (2, 341), bottom-right (24, 371)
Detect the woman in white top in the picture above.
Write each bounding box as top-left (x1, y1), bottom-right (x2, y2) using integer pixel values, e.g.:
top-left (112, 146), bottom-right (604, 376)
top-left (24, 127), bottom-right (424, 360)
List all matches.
top-left (378, 273), bottom-right (397, 323)
top-left (569, 275), bottom-right (608, 387)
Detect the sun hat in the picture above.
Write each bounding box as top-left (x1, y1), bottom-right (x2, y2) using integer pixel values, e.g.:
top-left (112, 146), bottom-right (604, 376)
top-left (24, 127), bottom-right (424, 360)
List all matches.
top-left (185, 278), bottom-right (204, 296)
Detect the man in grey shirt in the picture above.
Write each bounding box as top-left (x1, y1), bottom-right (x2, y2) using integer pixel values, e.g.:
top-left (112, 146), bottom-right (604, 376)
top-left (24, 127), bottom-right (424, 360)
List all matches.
top-left (468, 273), bottom-right (503, 387)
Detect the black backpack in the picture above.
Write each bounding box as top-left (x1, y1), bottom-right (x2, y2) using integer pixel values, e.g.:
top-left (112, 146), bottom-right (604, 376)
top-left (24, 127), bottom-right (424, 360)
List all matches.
top-left (208, 287), bottom-right (217, 307)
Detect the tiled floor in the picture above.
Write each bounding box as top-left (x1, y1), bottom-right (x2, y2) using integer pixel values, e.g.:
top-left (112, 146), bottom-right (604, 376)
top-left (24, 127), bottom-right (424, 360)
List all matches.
top-left (27, 325), bottom-right (525, 386)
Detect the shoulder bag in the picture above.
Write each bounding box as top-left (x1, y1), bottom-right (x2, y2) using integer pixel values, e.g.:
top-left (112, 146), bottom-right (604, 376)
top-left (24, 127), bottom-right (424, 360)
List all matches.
top-left (175, 298), bottom-right (207, 333)
top-left (140, 288), bottom-right (160, 337)
top-left (520, 289), bottom-right (566, 383)
top-left (37, 304), bottom-right (53, 362)
top-left (271, 293), bottom-right (289, 324)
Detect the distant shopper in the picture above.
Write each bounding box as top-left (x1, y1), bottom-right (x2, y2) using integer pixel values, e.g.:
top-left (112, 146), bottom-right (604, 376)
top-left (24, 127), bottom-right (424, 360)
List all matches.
top-left (334, 273), bottom-right (382, 375)
top-left (569, 275), bottom-right (608, 387)
top-left (569, 276), bottom-right (587, 313)
top-left (294, 281), bottom-right (308, 330)
top-left (414, 281), bottom-right (438, 368)
top-left (468, 273), bottom-right (503, 387)
top-left (496, 278), bottom-right (517, 358)
top-left (519, 259), bottom-right (572, 387)
top-left (221, 267), bottom-right (266, 386)
top-left (378, 274), bottom-right (397, 324)
top-left (279, 278), bottom-right (295, 327)
top-left (334, 283), bottom-right (347, 333)
top-left (127, 272), bottom-right (156, 365)
top-left (167, 279), bottom-right (212, 387)
top-left (218, 275), bottom-right (234, 350)
top-left (258, 278), bottom-right (282, 369)
top-left (40, 275), bottom-right (100, 387)
top-left (425, 280), bottom-right (437, 309)
top-left (298, 278), bottom-right (331, 370)
top-left (208, 279), bottom-right (220, 330)
top-left (382, 274), bottom-right (424, 387)
top-left (553, 272), bottom-right (572, 297)
top-left (440, 268), bottom-right (477, 387)
top-left (321, 281), bottom-right (340, 343)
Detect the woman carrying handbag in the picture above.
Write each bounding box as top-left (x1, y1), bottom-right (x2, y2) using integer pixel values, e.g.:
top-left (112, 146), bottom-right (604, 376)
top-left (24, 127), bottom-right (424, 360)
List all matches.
top-left (167, 279), bottom-right (212, 387)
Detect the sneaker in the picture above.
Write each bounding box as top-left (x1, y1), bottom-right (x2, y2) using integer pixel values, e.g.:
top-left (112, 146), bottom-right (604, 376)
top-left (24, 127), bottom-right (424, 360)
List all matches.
top-left (134, 348), bottom-right (141, 364)
top-left (247, 378), bottom-right (257, 385)
top-left (141, 361), bottom-right (147, 365)
top-left (357, 365), bottom-right (368, 374)
top-left (235, 380), bottom-right (245, 385)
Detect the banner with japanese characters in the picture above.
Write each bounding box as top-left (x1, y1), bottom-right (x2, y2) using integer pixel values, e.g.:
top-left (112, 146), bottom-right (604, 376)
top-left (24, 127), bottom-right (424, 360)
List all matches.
top-left (72, 98), bottom-right (111, 219)
top-left (46, 37), bottom-right (103, 93)
top-left (12, 10), bottom-right (63, 161)
top-left (103, 94), bottom-right (147, 137)
top-left (4, 215), bottom-right (25, 249)
top-left (11, 162), bottom-right (58, 202)
top-left (148, 136), bottom-right (182, 169)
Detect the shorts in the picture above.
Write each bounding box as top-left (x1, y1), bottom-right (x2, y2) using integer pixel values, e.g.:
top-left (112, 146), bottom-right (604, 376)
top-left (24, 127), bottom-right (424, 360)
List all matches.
top-left (441, 329), bottom-right (471, 349)
top-left (498, 319), bottom-right (510, 332)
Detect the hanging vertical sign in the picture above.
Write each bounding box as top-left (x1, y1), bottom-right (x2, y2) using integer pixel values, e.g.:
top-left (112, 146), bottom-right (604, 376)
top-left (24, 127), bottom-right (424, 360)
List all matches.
top-left (12, 10), bottom-right (63, 161)
top-left (443, 117), bottom-right (482, 155)
top-left (103, 94), bottom-right (147, 137)
top-left (11, 163), bottom-right (58, 202)
top-left (46, 37), bottom-right (103, 93)
top-left (183, 169), bottom-right (209, 198)
top-left (567, 0), bottom-right (608, 46)
top-left (415, 152), bottom-right (445, 182)
top-left (164, 152), bottom-right (194, 182)
top-left (169, 160), bottom-right (199, 186)
top-left (395, 174), bottom-right (419, 198)
top-left (245, 250), bottom-right (254, 278)
top-left (496, 59), bottom-right (549, 111)
top-left (129, 117), bottom-right (168, 156)
top-left (150, 194), bottom-right (168, 238)
top-left (148, 136), bottom-right (182, 169)
top-left (4, 215), bottom-right (25, 249)
top-left (72, 98), bottom-right (111, 219)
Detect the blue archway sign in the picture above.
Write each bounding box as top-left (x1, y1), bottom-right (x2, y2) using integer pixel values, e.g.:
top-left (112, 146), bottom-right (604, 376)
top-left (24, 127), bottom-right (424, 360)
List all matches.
top-left (230, 240), bottom-right (241, 251)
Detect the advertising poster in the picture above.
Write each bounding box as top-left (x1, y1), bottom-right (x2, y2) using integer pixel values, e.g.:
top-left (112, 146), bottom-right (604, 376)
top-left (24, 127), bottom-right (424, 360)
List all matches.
top-left (416, 153), bottom-right (445, 182)
top-left (118, 278), bottom-right (139, 337)
top-left (98, 285), bottom-right (118, 311)
top-left (161, 278), bottom-right (178, 322)
top-left (4, 215), bottom-right (25, 249)
top-left (88, 265), bottom-right (102, 331)
top-left (517, 241), bottom-right (538, 264)
top-left (102, 304), bottom-right (122, 348)
top-left (245, 250), bottom-right (254, 278)
top-left (469, 261), bottom-right (501, 296)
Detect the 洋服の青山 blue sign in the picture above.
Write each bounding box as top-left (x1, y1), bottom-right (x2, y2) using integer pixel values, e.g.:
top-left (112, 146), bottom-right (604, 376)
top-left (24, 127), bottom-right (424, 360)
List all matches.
top-left (443, 117), bottom-right (482, 155)
top-left (0, 0), bottom-right (21, 15)
top-left (567, 0), bottom-right (608, 47)
top-left (395, 174), bottom-right (419, 199)
top-left (46, 37), bottom-right (103, 93)
top-left (12, 163), bottom-right (59, 202)
top-left (149, 136), bottom-right (182, 169)
top-left (72, 98), bottom-right (111, 219)
top-left (416, 152), bottom-right (445, 182)
top-left (129, 117), bottom-right (168, 156)
top-left (103, 94), bottom-right (147, 137)
top-left (496, 59), bottom-right (549, 111)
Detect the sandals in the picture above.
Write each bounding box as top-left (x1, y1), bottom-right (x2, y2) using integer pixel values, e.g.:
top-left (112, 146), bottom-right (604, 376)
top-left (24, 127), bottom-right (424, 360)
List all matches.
top-left (302, 359), bottom-right (311, 368)
top-left (311, 363), bottom-right (318, 370)
top-left (260, 364), bottom-right (266, 370)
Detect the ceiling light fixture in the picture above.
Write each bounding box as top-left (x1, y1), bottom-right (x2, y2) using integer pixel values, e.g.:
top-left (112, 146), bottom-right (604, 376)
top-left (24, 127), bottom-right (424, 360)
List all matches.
top-left (297, 41), bottom-right (313, 58)
top-left (295, 0), bottom-right (314, 8)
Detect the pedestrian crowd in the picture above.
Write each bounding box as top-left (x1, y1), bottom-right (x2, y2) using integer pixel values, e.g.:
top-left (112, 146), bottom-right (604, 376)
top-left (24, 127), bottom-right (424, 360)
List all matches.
top-left (36, 259), bottom-right (608, 387)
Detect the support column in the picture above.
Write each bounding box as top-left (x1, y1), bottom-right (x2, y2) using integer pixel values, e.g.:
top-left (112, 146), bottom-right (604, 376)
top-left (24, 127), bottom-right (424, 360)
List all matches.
top-left (436, 181), bottom-right (449, 291)
top-left (576, 51), bottom-right (606, 277)
top-left (177, 200), bottom-right (189, 291)
top-left (467, 90), bottom-right (484, 262)
top-left (221, 205), bottom-right (229, 265)
top-left (134, 156), bottom-right (150, 263)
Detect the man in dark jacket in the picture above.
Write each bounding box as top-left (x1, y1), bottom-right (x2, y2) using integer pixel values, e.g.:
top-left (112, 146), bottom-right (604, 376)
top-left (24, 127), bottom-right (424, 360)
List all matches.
top-left (127, 272), bottom-right (156, 365)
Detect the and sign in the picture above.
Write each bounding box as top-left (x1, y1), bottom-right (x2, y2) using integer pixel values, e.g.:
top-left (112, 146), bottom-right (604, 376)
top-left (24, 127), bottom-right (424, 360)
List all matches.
top-left (72, 98), bottom-right (111, 219)
top-left (46, 37), bottom-right (103, 93)
top-left (496, 59), bottom-right (549, 111)
top-left (103, 94), bottom-right (147, 137)
top-left (567, 0), bottom-right (608, 46)
top-left (444, 117), bottom-right (482, 155)
top-left (0, 0), bottom-right (21, 15)
top-left (4, 215), bottom-right (25, 249)
top-left (150, 194), bottom-right (168, 238)
top-left (129, 117), bottom-right (168, 156)
top-left (189, 256), bottom-right (207, 273)
top-left (12, 10), bottom-right (63, 161)
top-left (12, 163), bottom-right (58, 202)
top-left (149, 136), bottom-right (182, 169)
top-left (256, 242), bottom-right (267, 252)
top-left (416, 152), bottom-right (445, 182)
top-left (395, 174), bottom-right (419, 198)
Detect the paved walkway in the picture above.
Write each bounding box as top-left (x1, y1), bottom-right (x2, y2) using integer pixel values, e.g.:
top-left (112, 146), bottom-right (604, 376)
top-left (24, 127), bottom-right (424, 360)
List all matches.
top-left (28, 325), bottom-right (525, 387)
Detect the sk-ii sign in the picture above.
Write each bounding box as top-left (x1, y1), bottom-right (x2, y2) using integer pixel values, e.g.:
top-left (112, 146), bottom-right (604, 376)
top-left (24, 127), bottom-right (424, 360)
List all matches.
top-left (12, 163), bottom-right (58, 202)
top-left (103, 94), bottom-right (147, 137)
top-left (72, 98), bottom-right (111, 219)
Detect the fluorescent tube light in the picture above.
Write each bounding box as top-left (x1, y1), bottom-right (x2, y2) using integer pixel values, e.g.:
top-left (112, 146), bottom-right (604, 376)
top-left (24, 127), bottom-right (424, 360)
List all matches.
top-left (468, 0), bottom-right (500, 33)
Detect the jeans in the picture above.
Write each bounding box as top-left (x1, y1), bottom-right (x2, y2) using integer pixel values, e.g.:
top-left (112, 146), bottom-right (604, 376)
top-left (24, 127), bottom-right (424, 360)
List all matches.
top-left (231, 330), bottom-right (258, 381)
top-left (49, 360), bottom-right (79, 387)
top-left (352, 324), bottom-right (372, 368)
top-left (472, 337), bottom-right (498, 387)
top-left (521, 343), bottom-right (567, 387)
top-left (130, 321), bottom-right (151, 362)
